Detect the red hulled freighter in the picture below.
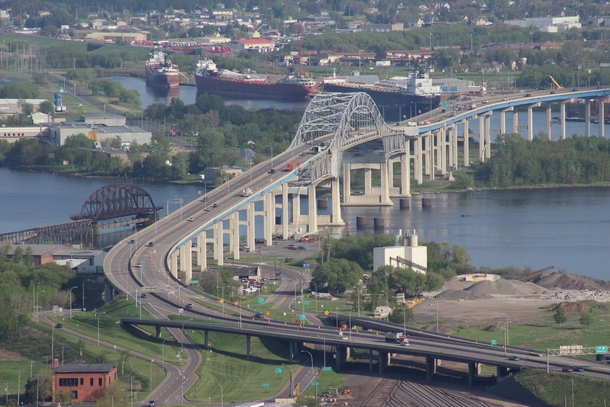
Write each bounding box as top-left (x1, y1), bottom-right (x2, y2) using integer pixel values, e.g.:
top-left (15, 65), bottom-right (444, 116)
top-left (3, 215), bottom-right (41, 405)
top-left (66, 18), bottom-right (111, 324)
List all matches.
top-left (195, 59), bottom-right (316, 100)
top-left (146, 47), bottom-right (180, 89)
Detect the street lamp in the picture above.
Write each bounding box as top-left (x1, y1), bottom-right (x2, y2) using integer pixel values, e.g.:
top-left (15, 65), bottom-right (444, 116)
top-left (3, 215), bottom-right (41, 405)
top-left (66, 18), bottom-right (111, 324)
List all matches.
top-left (69, 286), bottom-right (78, 319)
top-left (211, 381), bottom-right (224, 407)
top-left (96, 312), bottom-right (106, 346)
top-left (282, 364), bottom-right (294, 396)
top-left (82, 278), bottom-right (89, 310)
top-left (348, 310), bottom-right (352, 342)
top-left (301, 350), bottom-right (314, 378)
top-left (436, 297), bottom-right (439, 333)
top-left (32, 281), bottom-right (41, 315)
top-left (161, 337), bottom-right (169, 368)
top-left (36, 290), bottom-right (45, 322)
top-left (501, 312), bottom-right (509, 355)
top-left (310, 281), bottom-right (317, 312)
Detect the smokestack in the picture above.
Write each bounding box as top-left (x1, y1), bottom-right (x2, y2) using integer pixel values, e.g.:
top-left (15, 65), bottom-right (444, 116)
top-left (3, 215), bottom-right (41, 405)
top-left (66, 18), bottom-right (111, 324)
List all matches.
top-left (53, 358), bottom-right (60, 368)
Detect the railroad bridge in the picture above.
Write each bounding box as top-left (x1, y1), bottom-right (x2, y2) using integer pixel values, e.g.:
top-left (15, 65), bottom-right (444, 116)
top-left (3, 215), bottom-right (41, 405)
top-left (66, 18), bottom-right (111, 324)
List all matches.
top-left (1, 184), bottom-right (162, 245)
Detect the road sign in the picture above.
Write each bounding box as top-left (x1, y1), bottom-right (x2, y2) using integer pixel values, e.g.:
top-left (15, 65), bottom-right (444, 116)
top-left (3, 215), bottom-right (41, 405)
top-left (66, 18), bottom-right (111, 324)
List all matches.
top-left (258, 297), bottom-right (265, 304)
top-left (262, 383), bottom-right (270, 387)
top-left (219, 299), bottom-right (224, 304)
top-left (275, 368), bottom-right (282, 374)
top-left (234, 301), bottom-right (239, 306)
top-left (491, 340), bottom-right (497, 345)
top-left (299, 314), bottom-right (307, 322)
top-left (323, 367), bottom-right (332, 371)
top-left (304, 301), bottom-right (310, 306)
top-left (312, 381), bottom-right (320, 386)
top-left (442, 102), bottom-right (450, 109)
top-left (303, 263), bottom-right (311, 269)
top-left (324, 310), bottom-right (330, 316)
top-left (265, 311), bottom-right (270, 316)
top-left (596, 346), bottom-right (608, 354)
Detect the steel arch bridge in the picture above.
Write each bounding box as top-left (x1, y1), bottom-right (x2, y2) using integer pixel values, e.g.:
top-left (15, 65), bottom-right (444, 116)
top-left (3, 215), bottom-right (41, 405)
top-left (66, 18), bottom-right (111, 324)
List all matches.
top-left (70, 184), bottom-right (162, 223)
top-left (290, 92), bottom-right (417, 184)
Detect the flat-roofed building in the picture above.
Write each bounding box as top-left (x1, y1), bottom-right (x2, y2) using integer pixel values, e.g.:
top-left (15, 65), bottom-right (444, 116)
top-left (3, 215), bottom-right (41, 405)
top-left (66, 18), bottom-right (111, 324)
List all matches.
top-left (52, 362), bottom-right (118, 403)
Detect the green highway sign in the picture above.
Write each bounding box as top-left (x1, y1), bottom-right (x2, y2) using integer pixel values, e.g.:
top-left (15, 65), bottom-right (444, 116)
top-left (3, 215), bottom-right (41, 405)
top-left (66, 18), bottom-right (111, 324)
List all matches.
top-left (323, 367), bottom-right (332, 371)
top-left (300, 314), bottom-right (307, 322)
top-left (596, 346), bottom-right (608, 354)
top-left (491, 340), bottom-right (497, 345)
top-left (312, 381), bottom-right (320, 386)
top-left (304, 301), bottom-right (310, 306)
top-left (262, 383), bottom-right (270, 387)
top-left (257, 297), bottom-right (265, 304)
top-left (275, 368), bottom-right (282, 374)
top-left (442, 102), bottom-right (450, 109)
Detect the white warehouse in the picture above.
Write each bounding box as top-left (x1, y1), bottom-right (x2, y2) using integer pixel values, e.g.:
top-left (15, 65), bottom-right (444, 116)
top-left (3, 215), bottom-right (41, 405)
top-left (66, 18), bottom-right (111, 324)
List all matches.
top-left (373, 229), bottom-right (427, 273)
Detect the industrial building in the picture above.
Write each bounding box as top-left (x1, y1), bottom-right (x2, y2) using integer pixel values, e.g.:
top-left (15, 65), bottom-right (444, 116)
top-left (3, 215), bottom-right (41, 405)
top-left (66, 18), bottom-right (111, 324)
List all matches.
top-left (48, 114), bottom-right (152, 146)
top-left (52, 362), bottom-right (118, 403)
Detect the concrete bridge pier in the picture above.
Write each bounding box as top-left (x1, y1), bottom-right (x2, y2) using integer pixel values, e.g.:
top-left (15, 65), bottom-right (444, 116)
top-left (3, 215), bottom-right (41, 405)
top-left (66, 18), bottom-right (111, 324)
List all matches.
top-left (547, 104), bottom-right (553, 140)
top-left (462, 119), bottom-right (470, 167)
top-left (308, 183), bottom-right (318, 233)
top-left (451, 124), bottom-right (458, 170)
top-left (247, 203), bottom-right (255, 250)
top-left (179, 240), bottom-right (192, 285)
top-left (497, 366), bottom-right (509, 378)
top-left (104, 280), bottom-right (118, 304)
top-left (214, 223), bottom-right (223, 266)
top-left (425, 357), bottom-right (437, 381)
top-left (264, 192), bottom-right (273, 245)
top-left (485, 114), bottom-right (492, 159)
top-left (196, 231), bottom-right (207, 270)
top-left (378, 351), bottom-right (390, 374)
top-left (292, 189), bottom-right (301, 226)
top-left (335, 346), bottom-right (349, 372)
top-left (560, 102), bottom-right (567, 140)
top-left (512, 110), bottom-right (519, 134)
top-left (282, 183), bottom-right (289, 238)
top-left (342, 162), bottom-right (351, 205)
top-left (599, 98), bottom-right (605, 138)
top-left (584, 101), bottom-right (591, 137)
top-left (369, 349), bottom-right (374, 372)
top-left (400, 144), bottom-right (411, 197)
top-left (468, 361), bottom-right (480, 388)
top-left (331, 178), bottom-right (344, 224)
top-left (155, 325), bottom-right (161, 338)
top-left (427, 133), bottom-right (434, 179)
top-left (527, 103), bottom-right (541, 141)
top-left (231, 212), bottom-right (240, 261)
top-left (478, 115), bottom-right (485, 162)
top-left (170, 251), bottom-right (179, 278)
top-left (439, 128), bottom-right (447, 174)
top-left (414, 137), bottom-right (423, 184)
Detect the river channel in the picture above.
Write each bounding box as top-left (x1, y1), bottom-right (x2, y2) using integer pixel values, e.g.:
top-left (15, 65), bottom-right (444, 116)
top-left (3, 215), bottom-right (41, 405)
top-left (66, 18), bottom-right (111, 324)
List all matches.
top-left (1, 167), bottom-right (609, 279)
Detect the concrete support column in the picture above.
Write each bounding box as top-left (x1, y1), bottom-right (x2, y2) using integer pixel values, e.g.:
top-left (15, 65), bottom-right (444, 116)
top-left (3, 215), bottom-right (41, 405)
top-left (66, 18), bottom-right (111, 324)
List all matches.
top-left (264, 193), bottom-right (273, 244)
top-left (463, 119), bottom-right (469, 167)
top-left (196, 231), bottom-right (204, 267)
top-left (527, 106), bottom-right (534, 141)
top-left (184, 240), bottom-right (193, 285)
top-left (452, 124), bottom-right (458, 169)
top-left (500, 110), bottom-right (506, 134)
top-left (485, 115), bottom-right (491, 159)
top-left (232, 212), bottom-right (240, 260)
top-left (401, 145), bottom-right (410, 197)
top-left (215, 222), bottom-right (224, 266)
top-left (478, 115), bottom-right (485, 162)
top-left (363, 168), bottom-right (372, 195)
top-left (428, 133), bottom-right (435, 180)
top-left (380, 162), bottom-right (391, 204)
top-left (247, 203), bottom-right (255, 249)
top-left (560, 102), bottom-right (567, 140)
top-left (497, 366), bottom-right (509, 378)
top-left (288, 341), bottom-right (294, 362)
top-left (369, 349), bottom-right (373, 372)
top-left (246, 335), bottom-right (251, 358)
top-left (425, 357), bottom-right (436, 381)
top-left (439, 129), bottom-right (447, 174)
top-left (331, 178), bottom-right (343, 224)
top-left (199, 232), bottom-right (207, 271)
top-left (468, 361), bottom-right (478, 388)
top-left (585, 101), bottom-right (591, 137)
top-left (282, 183), bottom-right (289, 239)
top-left (415, 137), bottom-right (423, 184)
top-left (170, 251), bottom-right (178, 278)
top-left (546, 104), bottom-right (553, 140)
top-left (434, 131), bottom-right (442, 175)
top-left (513, 111), bottom-right (519, 134)
top-left (378, 351), bottom-right (389, 374)
top-left (599, 98), bottom-right (605, 138)
top-left (308, 184), bottom-right (318, 233)
top-left (293, 190), bottom-right (301, 226)
top-left (155, 325), bottom-right (161, 339)
top-left (342, 163), bottom-right (351, 205)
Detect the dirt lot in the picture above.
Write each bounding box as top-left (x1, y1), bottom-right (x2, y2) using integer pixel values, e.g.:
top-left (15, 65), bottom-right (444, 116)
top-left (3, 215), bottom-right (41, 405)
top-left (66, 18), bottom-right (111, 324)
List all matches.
top-left (413, 296), bottom-right (556, 326)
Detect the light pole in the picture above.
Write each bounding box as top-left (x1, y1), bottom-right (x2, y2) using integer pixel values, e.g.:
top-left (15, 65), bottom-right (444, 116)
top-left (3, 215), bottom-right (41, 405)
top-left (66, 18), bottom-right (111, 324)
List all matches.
top-left (301, 350), bottom-right (314, 378)
top-left (130, 375), bottom-right (134, 407)
top-left (180, 370), bottom-right (185, 406)
top-left (501, 312), bottom-right (509, 355)
top-left (436, 297), bottom-right (439, 333)
top-left (82, 278), bottom-right (89, 310)
top-left (149, 359), bottom-right (153, 390)
top-left (161, 337), bottom-right (169, 368)
top-left (35, 290), bottom-right (45, 322)
top-left (282, 364), bottom-right (294, 397)
top-left (69, 286), bottom-right (78, 319)
top-left (96, 312), bottom-right (106, 346)
top-left (310, 281), bottom-right (317, 312)
top-left (32, 281), bottom-right (41, 316)
top-left (348, 310), bottom-right (352, 342)
top-left (181, 320), bottom-right (188, 350)
top-left (211, 381), bottom-right (224, 407)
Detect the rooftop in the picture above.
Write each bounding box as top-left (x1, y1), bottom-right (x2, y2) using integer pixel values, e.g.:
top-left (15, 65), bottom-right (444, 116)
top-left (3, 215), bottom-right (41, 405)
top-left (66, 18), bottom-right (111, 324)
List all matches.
top-left (54, 363), bottom-right (117, 374)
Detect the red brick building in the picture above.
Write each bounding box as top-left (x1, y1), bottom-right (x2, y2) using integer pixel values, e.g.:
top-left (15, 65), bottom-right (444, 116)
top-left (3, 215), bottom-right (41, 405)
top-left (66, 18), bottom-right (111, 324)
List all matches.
top-left (53, 362), bottom-right (118, 402)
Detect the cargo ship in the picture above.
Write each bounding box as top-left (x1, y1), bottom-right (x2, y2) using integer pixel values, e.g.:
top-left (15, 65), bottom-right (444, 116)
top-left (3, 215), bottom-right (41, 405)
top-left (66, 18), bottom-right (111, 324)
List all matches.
top-left (146, 47), bottom-right (180, 89)
top-left (323, 70), bottom-right (441, 121)
top-left (195, 59), bottom-right (316, 100)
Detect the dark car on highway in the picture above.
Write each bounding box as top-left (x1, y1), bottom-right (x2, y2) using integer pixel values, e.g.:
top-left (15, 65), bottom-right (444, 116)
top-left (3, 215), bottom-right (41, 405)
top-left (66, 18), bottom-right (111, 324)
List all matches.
top-left (508, 356), bottom-right (520, 361)
top-left (562, 366), bottom-right (573, 372)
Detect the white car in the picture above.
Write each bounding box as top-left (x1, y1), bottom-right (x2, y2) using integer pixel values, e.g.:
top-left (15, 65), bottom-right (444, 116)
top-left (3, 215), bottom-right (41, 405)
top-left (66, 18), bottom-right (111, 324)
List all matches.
top-left (187, 217), bottom-right (195, 222)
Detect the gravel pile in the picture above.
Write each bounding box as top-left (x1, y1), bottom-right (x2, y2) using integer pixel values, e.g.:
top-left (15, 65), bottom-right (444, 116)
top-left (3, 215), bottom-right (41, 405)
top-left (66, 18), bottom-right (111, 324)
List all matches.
top-left (546, 290), bottom-right (610, 302)
top-left (536, 273), bottom-right (610, 291)
top-left (465, 279), bottom-right (551, 297)
top-left (436, 290), bottom-right (491, 300)
top-left (438, 279), bottom-right (477, 292)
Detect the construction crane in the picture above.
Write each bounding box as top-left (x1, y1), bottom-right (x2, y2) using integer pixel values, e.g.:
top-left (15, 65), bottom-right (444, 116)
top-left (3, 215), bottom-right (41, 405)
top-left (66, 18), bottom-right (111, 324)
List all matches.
top-left (549, 75), bottom-right (563, 89)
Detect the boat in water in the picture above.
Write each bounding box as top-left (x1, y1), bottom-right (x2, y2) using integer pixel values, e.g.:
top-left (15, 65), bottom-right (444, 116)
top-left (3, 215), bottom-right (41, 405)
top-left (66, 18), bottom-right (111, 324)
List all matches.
top-left (195, 59), bottom-right (316, 100)
top-left (322, 70), bottom-right (441, 121)
top-left (146, 47), bottom-right (180, 89)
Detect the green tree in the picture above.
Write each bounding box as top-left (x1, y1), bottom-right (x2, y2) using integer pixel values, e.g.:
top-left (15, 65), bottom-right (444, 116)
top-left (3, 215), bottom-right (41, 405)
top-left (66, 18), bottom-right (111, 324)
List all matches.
top-left (553, 305), bottom-right (567, 324)
top-left (118, 349), bottom-right (130, 375)
top-left (195, 129), bottom-right (225, 169)
top-left (0, 82), bottom-right (41, 98)
top-left (580, 312), bottom-right (594, 328)
top-left (39, 101), bottom-right (55, 115)
top-left (311, 258), bottom-right (364, 294)
top-left (388, 304), bottom-right (414, 325)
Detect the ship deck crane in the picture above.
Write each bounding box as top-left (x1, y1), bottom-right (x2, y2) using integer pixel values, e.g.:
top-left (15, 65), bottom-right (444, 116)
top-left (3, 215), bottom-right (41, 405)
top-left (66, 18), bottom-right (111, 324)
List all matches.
top-left (549, 75), bottom-right (563, 89)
